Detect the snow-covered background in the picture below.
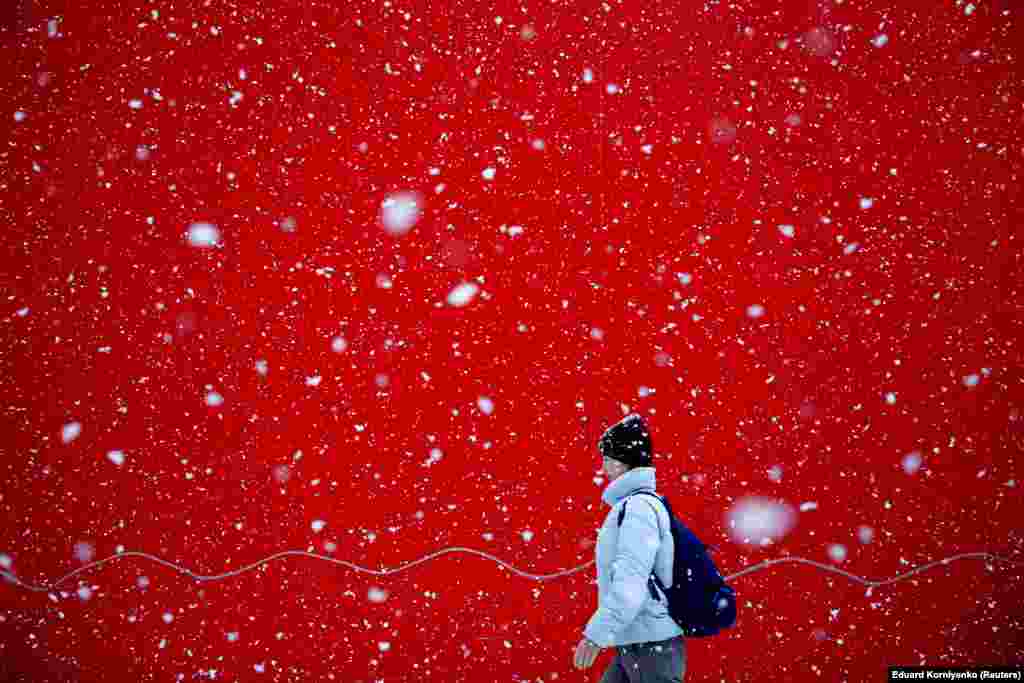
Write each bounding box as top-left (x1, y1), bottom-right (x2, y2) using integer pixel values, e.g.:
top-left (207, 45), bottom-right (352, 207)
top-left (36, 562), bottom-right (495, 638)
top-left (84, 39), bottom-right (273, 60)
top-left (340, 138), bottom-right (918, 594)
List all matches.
top-left (2, 0), bottom-right (1023, 680)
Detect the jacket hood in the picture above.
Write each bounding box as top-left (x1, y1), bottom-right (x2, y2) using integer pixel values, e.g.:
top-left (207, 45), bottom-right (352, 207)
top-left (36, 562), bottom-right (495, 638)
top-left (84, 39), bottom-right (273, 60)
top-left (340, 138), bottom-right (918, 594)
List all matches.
top-left (601, 466), bottom-right (657, 507)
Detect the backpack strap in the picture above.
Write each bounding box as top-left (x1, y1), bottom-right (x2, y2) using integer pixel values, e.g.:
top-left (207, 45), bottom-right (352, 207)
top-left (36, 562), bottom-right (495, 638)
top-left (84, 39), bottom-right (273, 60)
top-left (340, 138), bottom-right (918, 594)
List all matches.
top-left (621, 493), bottom-right (717, 553)
top-left (617, 491), bottom-right (665, 528)
top-left (616, 492), bottom-right (669, 599)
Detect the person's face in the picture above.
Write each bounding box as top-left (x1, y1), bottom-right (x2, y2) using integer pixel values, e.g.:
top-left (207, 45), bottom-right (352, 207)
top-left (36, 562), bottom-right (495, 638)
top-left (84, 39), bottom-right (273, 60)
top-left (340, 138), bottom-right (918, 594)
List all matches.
top-left (602, 455), bottom-right (628, 482)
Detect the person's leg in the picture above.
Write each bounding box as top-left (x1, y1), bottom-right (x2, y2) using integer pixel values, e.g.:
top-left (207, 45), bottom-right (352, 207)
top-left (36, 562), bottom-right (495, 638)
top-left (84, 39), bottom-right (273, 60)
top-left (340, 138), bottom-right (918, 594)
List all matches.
top-left (597, 647), bottom-right (632, 683)
top-left (633, 636), bottom-right (686, 682)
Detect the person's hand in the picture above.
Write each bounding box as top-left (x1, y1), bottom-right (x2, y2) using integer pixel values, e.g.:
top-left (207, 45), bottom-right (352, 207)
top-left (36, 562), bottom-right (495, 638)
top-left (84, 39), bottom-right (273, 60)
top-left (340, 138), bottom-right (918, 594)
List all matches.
top-left (573, 637), bottom-right (602, 670)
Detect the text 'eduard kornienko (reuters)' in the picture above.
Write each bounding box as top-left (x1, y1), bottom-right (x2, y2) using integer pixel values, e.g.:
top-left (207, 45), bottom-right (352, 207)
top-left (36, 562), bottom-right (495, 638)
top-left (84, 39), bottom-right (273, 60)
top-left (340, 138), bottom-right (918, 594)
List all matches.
top-left (889, 667), bottom-right (1022, 681)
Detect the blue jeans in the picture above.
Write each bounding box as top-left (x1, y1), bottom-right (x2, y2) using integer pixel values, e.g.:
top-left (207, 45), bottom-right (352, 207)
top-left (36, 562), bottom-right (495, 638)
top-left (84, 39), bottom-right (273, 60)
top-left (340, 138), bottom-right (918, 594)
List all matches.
top-left (598, 635), bottom-right (686, 682)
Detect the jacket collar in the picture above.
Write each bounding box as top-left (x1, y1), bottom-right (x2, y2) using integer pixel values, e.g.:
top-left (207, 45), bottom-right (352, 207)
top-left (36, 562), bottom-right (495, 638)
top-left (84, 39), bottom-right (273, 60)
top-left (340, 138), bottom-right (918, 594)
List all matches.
top-left (601, 466), bottom-right (657, 507)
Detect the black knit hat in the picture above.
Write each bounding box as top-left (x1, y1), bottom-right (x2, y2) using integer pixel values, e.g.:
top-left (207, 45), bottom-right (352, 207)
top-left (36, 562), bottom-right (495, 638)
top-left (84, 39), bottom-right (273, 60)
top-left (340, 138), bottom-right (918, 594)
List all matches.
top-left (598, 413), bottom-right (652, 468)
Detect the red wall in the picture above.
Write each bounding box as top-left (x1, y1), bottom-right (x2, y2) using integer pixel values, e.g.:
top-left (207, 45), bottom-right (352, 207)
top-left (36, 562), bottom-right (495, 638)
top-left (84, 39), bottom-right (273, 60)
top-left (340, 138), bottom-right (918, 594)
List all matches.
top-left (2, 0), bottom-right (1023, 680)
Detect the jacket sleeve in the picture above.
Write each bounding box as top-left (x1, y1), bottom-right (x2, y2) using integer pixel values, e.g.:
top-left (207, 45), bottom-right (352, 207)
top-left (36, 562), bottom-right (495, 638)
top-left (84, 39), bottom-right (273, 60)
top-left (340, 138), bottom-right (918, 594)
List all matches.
top-left (583, 499), bottom-right (661, 647)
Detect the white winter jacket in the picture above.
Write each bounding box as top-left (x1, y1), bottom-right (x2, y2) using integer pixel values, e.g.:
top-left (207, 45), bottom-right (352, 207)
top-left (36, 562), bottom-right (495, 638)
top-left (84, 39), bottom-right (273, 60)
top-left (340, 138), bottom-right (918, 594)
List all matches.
top-left (583, 467), bottom-right (684, 647)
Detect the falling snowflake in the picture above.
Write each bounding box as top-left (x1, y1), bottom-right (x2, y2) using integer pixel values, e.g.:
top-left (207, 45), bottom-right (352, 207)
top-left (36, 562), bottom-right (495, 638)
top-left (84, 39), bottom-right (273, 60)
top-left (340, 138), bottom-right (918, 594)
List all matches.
top-left (901, 451), bottom-right (923, 475)
top-left (379, 191), bottom-right (423, 236)
top-left (62, 422), bottom-right (82, 444)
top-left (447, 282), bottom-right (480, 307)
top-left (827, 544), bottom-right (848, 563)
top-left (726, 497), bottom-right (797, 546)
top-left (187, 222), bottom-right (220, 248)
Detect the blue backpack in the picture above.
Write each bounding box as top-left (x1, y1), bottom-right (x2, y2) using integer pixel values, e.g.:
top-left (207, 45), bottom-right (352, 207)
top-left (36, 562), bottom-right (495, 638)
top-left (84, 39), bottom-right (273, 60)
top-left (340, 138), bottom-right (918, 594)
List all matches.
top-left (617, 491), bottom-right (737, 638)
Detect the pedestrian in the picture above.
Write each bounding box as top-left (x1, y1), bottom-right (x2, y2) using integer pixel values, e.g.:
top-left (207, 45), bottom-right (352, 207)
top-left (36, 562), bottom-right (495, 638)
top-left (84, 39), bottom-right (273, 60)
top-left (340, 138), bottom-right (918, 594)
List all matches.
top-left (573, 413), bottom-right (687, 681)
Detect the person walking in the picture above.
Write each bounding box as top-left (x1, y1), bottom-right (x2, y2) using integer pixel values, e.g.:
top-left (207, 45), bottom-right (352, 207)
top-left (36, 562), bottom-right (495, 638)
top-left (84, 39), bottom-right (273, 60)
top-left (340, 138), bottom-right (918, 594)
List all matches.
top-left (573, 413), bottom-right (687, 681)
